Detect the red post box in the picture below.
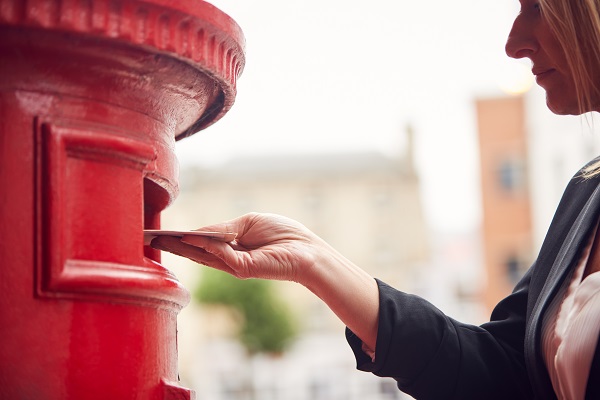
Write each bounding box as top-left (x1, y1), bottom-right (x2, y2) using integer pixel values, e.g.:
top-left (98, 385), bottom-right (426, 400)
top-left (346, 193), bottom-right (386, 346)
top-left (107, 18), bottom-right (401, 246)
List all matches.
top-left (0, 1), bottom-right (244, 398)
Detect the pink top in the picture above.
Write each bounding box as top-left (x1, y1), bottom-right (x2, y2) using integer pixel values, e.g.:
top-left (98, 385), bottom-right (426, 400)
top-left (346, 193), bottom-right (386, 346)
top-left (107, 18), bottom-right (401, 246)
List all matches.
top-left (541, 224), bottom-right (600, 400)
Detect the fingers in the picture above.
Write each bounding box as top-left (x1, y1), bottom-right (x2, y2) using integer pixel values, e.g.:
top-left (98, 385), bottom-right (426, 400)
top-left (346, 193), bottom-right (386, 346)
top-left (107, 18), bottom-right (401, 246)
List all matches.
top-left (150, 236), bottom-right (236, 275)
top-left (181, 234), bottom-right (240, 269)
top-left (181, 234), bottom-right (258, 280)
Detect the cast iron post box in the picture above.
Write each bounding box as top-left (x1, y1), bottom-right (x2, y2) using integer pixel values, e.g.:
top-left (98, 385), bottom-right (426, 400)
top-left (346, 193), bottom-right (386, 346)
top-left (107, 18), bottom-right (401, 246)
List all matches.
top-left (0, 0), bottom-right (245, 398)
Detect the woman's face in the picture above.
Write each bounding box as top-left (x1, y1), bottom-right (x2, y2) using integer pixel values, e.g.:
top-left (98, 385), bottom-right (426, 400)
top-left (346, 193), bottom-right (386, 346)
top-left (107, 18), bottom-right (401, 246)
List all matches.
top-left (505, 1), bottom-right (582, 115)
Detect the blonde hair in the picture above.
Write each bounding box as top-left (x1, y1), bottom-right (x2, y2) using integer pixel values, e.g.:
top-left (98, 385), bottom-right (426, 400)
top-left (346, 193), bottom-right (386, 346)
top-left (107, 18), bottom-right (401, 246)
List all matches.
top-left (539, 0), bottom-right (600, 176)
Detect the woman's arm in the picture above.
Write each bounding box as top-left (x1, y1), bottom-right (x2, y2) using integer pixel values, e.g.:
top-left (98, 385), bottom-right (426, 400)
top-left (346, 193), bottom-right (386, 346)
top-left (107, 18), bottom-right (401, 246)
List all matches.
top-left (151, 212), bottom-right (380, 350)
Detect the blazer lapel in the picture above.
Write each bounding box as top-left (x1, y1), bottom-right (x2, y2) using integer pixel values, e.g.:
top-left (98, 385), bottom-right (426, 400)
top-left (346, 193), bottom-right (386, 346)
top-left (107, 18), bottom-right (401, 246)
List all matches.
top-left (525, 182), bottom-right (600, 398)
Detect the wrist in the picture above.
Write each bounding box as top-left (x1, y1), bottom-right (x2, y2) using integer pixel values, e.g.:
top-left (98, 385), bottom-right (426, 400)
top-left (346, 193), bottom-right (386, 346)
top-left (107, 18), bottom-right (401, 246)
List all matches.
top-left (295, 240), bottom-right (354, 293)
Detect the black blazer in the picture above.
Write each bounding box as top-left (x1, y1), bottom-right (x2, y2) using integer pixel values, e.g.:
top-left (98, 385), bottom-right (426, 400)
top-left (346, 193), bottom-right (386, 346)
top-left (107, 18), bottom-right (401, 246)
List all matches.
top-left (347, 164), bottom-right (600, 399)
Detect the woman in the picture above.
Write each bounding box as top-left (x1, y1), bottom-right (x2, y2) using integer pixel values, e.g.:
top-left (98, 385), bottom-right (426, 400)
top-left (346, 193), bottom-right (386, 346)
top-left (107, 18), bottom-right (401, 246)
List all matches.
top-left (152, 0), bottom-right (600, 398)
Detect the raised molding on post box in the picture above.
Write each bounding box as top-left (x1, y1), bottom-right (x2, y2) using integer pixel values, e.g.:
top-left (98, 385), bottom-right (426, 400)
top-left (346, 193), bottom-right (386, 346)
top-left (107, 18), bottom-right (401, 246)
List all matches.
top-left (35, 118), bottom-right (189, 309)
top-left (161, 379), bottom-right (196, 400)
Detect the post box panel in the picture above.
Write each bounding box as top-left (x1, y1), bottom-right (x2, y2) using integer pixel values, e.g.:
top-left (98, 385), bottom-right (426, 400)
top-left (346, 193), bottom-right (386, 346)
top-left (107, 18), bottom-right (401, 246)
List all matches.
top-left (36, 118), bottom-right (187, 308)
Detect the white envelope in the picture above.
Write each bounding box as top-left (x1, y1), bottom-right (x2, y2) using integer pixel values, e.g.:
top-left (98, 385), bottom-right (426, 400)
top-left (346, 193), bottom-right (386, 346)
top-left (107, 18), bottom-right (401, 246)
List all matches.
top-left (144, 230), bottom-right (237, 246)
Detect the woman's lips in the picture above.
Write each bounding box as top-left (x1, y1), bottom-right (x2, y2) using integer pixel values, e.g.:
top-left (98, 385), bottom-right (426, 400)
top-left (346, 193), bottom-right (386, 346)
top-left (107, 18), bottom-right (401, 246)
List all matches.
top-left (533, 68), bottom-right (556, 84)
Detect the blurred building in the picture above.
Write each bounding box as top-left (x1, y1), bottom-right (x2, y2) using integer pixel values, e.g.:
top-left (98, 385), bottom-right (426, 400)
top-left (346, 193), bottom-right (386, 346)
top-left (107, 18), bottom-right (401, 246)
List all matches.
top-left (162, 126), bottom-right (430, 399)
top-left (476, 95), bottom-right (533, 312)
top-left (173, 126), bottom-right (427, 291)
top-left (475, 86), bottom-right (600, 312)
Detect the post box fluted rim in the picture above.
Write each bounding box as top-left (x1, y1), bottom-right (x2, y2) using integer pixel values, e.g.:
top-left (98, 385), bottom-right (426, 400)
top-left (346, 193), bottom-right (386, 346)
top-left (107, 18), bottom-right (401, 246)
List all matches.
top-left (0, 0), bottom-right (246, 139)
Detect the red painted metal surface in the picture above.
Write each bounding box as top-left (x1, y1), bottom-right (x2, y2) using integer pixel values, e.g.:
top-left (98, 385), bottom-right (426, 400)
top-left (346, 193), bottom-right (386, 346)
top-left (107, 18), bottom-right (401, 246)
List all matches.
top-left (0, 0), bottom-right (245, 398)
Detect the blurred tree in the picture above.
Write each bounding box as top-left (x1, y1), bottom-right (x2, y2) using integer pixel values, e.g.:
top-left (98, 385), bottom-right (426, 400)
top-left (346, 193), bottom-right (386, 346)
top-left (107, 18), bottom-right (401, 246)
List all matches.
top-left (194, 268), bottom-right (298, 354)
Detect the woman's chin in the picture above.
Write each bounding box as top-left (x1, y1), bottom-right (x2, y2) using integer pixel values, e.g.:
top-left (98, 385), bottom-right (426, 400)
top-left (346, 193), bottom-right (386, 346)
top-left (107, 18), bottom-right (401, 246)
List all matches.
top-left (545, 96), bottom-right (582, 116)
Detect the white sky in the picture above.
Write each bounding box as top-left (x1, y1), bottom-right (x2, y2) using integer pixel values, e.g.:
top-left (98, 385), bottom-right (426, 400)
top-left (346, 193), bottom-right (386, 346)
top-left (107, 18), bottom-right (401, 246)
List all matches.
top-left (176, 0), bottom-right (528, 233)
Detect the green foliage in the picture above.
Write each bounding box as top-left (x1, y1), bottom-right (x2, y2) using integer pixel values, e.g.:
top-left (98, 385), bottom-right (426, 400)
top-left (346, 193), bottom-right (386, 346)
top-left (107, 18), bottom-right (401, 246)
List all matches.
top-left (194, 269), bottom-right (298, 354)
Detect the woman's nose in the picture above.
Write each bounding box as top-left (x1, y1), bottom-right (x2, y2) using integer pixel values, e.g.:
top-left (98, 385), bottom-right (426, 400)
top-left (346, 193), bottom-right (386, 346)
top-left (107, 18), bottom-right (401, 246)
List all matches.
top-left (505, 16), bottom-right (537, 59)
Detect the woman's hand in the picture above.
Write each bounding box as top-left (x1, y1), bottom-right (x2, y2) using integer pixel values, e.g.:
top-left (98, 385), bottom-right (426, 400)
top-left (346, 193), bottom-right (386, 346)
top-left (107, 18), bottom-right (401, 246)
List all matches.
top-left (150, 213), bottom-right (325, 283)
top-left (151, 212), bottom-right (380, 350)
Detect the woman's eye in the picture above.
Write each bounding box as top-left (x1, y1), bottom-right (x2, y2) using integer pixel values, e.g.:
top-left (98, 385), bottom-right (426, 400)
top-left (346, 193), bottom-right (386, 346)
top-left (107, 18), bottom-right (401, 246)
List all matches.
top-left (533, 3), bottom-right (542, 12)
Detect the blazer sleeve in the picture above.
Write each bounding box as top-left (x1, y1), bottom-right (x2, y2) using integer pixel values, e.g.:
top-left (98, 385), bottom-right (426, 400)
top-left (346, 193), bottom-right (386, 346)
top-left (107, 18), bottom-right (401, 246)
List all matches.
top-left (346, 269), bottom-right (535, 400)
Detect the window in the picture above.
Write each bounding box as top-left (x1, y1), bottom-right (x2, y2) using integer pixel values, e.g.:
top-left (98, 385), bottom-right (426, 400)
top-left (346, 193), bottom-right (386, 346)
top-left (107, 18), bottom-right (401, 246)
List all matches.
top-left (497, 158), bottom-right (526, 193)
top-left (505, 254), bottom-right (527, 284)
